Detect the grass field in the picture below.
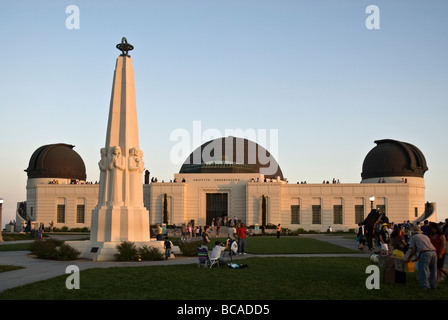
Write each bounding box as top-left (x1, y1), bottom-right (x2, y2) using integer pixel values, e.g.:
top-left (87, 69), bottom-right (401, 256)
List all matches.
top-left (1, 257), bottom-right (447, 300)
top-left (243, 236), bottom-right (357, 254)
top-left (0, 236), bottom-right (447, 300)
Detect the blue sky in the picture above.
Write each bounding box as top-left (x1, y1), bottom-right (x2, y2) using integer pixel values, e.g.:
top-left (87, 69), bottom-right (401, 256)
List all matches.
top-left (1, 0), bottom-right (447, 226)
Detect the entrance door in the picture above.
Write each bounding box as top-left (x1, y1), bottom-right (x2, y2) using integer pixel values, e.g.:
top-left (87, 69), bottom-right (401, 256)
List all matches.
top-left (206, 193), bottom-right (228, 226)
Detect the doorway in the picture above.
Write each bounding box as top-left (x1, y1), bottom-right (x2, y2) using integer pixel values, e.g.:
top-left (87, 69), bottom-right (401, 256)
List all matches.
top-left (206, 193), bottom-right (228, 226)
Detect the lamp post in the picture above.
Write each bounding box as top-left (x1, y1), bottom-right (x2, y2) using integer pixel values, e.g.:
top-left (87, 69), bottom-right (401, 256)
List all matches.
top-left (0, 198), bottom-right (3, 242)
top-left (369, 195), bottom-right (375, 210)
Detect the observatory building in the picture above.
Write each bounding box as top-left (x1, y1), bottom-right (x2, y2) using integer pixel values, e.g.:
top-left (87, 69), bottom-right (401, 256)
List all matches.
top-left (20, 137), bottom-right (434, 233)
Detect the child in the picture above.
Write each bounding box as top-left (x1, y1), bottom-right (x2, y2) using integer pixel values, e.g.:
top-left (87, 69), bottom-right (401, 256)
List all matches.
top-left (379, 224), bottom-right (390, 255)
top-left (164, 236), bottom-right (172, 259)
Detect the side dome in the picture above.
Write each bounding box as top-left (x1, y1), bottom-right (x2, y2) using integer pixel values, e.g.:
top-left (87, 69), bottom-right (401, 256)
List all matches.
top-left (25, 143), bottom-right (87, 181)
top-left (179, 136), bottom-right (284, 180)
top-left (361, 139), bottom-right (428, 180)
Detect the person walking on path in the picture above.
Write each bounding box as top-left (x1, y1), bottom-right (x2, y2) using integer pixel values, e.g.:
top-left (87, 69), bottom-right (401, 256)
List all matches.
top-left (357, 223), bottom-right (366, 251)
top-left (164, 237), bottom-right (172, 260)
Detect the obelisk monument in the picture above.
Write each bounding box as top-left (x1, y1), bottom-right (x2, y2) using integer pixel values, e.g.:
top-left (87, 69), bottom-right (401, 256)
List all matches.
top-left (69, 38), bottom-right (151, 261)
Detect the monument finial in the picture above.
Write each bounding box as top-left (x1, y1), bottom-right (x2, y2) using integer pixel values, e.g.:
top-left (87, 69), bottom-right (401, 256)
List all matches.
top-left (116, 37), bottom-right (134, 56)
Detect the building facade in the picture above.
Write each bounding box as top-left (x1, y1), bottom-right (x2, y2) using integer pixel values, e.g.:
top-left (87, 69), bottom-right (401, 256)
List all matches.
top-left (18, 137), bottom-right (435, 233)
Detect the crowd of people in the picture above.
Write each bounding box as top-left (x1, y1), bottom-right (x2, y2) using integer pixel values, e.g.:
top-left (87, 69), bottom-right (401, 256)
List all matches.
top-left (47, 179), bottom-right (98, 185)
top-left (171, 218), bottom-right (249, 261)
top-left (357, 218), bottom-right (448, 289)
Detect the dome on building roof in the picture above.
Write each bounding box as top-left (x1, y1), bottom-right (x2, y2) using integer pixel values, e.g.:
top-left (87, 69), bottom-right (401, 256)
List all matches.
top-left (179, 136), bottom-right (284, 180)
top-left (25, 143), bottom-right (87, 181)
top-left (361, 139), bottom-right (428, 180)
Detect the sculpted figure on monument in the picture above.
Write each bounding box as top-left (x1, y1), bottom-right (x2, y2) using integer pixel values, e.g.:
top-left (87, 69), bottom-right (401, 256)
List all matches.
top-left (108, 145), bottom-right (125, 205)
top-left (99, 148), bottom-right (108, 172)
top-left (97, 148), bottom-right (109, 205)
top-left (128, 147), bottom-right (145, 205)
top-left (129, 147), bottom-right (145, 173)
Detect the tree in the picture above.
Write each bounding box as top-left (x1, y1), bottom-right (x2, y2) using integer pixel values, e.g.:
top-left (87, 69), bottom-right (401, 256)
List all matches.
top-left (262, 195), bottom-right (267, 227)
top-left (163, 193), bottom-right (168, 225)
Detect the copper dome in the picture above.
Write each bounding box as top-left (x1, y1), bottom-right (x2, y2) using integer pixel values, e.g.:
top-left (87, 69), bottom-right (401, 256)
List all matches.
top-left (361, 139), bottom-right (428, 180)
top-left (179, 136), bottom-right (283, 179)
top-left (25, 143), bottom-right (87, 181)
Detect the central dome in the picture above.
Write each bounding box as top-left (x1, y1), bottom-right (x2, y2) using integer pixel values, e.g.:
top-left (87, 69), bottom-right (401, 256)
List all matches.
top-left (179, 136), bottom-right (284, 179)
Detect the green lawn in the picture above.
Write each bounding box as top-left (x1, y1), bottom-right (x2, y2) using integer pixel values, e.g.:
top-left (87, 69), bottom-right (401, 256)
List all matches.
top-left (0, 242), bottom-right (33, 252)
top-left (244, 236), bottom-right (357, 254)
top-left (0, 265), bottom-right (24, 273)
top-left (1, 257), bottom-right (447, 300)
top-left (200, 236), bottom-right (358, 254)
top-left (1, 236), bottom-right (447, 300)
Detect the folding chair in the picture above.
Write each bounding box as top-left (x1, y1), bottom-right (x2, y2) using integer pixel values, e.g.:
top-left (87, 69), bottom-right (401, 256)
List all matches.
top-left (209, 254), bottom-right (221, 268)
top-left (197, 247), bottom-right (210, 268)
top-left (209, 246), bottom-right (228, 268)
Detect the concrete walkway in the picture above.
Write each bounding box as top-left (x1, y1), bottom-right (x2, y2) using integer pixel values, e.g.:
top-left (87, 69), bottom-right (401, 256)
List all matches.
top-left (0, 234), bottom-right (369, 293)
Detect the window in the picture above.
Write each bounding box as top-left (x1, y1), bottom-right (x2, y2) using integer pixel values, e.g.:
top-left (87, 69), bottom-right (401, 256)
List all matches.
top-left (376, 205), bottom-right (386, 216)
top-left (291, 205), bottom-right (300, 224)
top-left (333, 205), bottom-right (343, 224)
top-left (57, 205), bottom-right (65, 223)
top-left (77, 205), bottom-right (85, 223)
top-left (355, 205), bottom-right (364, 224)
top-left (415, 207), bottom-right (418, 218)
top-left (312, 205), bottom-right (321, 224)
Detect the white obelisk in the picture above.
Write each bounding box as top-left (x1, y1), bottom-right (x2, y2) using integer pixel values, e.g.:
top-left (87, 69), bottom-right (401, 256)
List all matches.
top-left (69, 38), bottom-right (151, 261)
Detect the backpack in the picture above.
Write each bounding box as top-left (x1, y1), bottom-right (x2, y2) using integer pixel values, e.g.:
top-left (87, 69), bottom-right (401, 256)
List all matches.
top-left (230, 241), bottom-right (238, 254)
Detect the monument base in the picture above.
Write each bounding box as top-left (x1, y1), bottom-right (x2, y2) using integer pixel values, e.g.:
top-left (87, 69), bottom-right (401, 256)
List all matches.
top-left (66, 239), bottom-right (181, 262)
top-left (90, 205), bottom-right (151, 244)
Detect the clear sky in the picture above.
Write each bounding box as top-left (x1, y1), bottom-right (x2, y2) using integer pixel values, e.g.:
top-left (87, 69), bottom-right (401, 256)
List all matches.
top-left (1, 0), bottom-right (447, 226)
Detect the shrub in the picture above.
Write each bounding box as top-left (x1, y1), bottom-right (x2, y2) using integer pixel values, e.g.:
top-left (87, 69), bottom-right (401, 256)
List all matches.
top-left (68, 227), bottom-right (90, 232)
top-left (176, 240), bottom-right (203, 256)
top-left (30, 239), bottom-right (80, 261)
top-left (115, 242), bottom-right (166, 261)
top-left (31, 239), bottom-right (61, 260)
top-left (55, 243), bottom-right (80, 261)
top-left (138, 245), bottom-right (164, 261)
top-left (115, 241), bottom-right (139, 261)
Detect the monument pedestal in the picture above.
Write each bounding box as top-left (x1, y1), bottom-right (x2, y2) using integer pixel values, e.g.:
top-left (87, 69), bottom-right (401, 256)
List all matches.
top-left (90, 205), bottom-right (150, 243)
